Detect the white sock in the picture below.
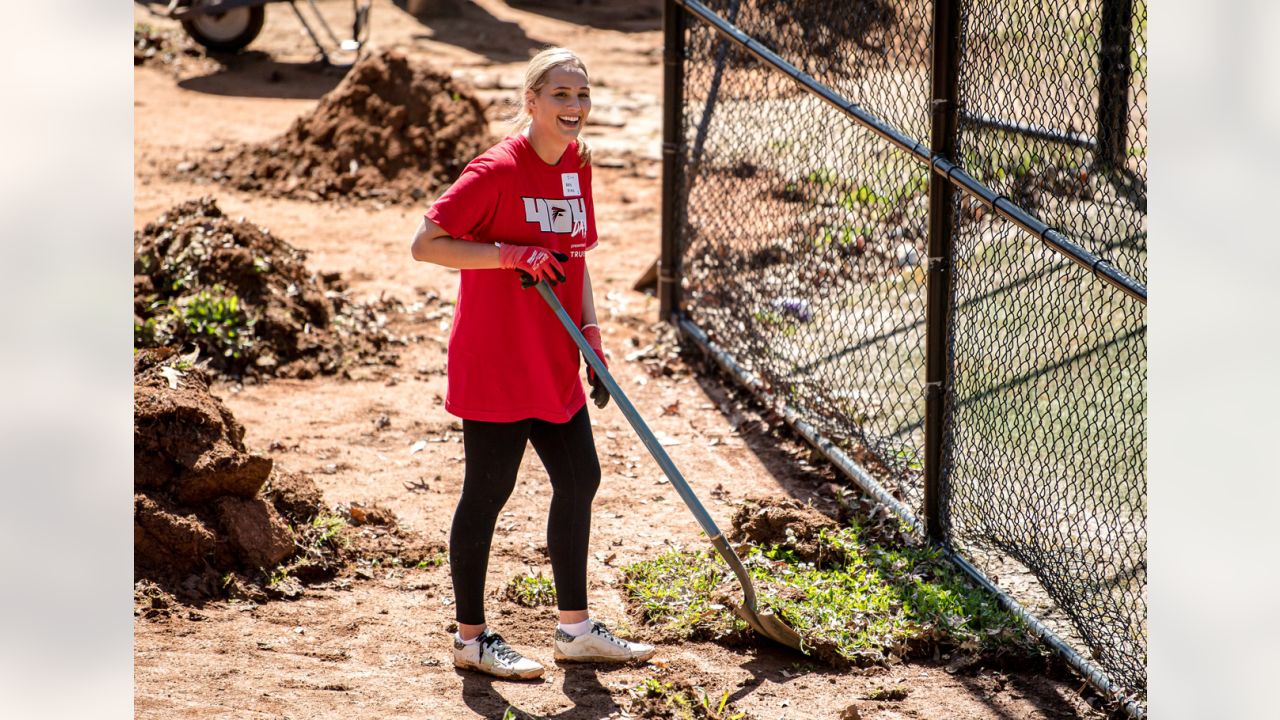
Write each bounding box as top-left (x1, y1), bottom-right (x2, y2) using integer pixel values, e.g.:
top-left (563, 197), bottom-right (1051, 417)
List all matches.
top-left (557, 619), bottom-right (592, 637)
top-left (455, 631), bottom-right (481, 646)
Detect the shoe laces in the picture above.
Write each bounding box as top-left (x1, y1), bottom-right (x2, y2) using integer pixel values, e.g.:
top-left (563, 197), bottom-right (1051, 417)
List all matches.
top-left (479, 631), bottom-right (523, 665)
top-left (589, 621), bottom-right (629, 649)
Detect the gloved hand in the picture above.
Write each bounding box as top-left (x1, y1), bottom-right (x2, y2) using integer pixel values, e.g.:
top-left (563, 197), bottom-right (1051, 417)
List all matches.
top-left (580, 323), bottom-right (610, 409)
top-left (497, 243), bottom-right (568, 288)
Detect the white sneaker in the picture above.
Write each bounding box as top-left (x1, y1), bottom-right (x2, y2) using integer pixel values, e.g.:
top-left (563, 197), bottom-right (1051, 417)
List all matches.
top-left (453, 629), bottom-right (545, 679)
top-left (553, 620), bottom-right (657, 663)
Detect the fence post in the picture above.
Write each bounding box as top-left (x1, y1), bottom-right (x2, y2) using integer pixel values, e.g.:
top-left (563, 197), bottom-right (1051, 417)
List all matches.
top-left (660, 0), bottom-right (686, 323)
top-left (1096, 0), bottom-right (1134, 171)
top-left (925, 0), bottom-right (962, 543)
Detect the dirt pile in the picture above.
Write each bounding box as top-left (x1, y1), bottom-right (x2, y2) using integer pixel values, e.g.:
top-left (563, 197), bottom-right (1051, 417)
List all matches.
top-left (209, 49), bottom-right (490, 203)
top-left (730, 496), bottom-right (843, 565)
top-left (134, 347), bottom-right (298, 599)
top-left (134, 197), bottom-right (401, 379)
top-left (134, 348), bottom-right (444, 606)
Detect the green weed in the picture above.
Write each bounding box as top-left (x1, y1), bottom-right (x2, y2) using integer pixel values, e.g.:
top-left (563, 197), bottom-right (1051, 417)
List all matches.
top-left (503, 570), bottom-right (557, 607)
top-left (628, 678), bottom-right (754, 720)
top-left (176, 286), bottom-right (256, 359)
top-left (415, 552), bottom-right (448, 569)
top-left (310, 513), bottom-right (349, 547)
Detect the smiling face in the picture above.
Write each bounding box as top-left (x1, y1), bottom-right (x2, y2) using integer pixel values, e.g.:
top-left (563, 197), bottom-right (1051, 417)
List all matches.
top-left (525, 64), bottom-right (592, 145)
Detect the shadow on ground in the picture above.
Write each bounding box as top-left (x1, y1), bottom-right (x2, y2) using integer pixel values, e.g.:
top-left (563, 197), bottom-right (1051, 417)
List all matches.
top-left (506, 0), bottom-right (662, 32)
top-left (177, 52), bottom-right (347, 99)
top-left (459, 664), bottom-right (623, 718)
top-left (393, 0), bottom-right (544, 62)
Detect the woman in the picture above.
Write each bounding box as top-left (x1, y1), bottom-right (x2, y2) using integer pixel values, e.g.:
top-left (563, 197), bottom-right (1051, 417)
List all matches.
top-left (410, 47), bottom-right (655, 680)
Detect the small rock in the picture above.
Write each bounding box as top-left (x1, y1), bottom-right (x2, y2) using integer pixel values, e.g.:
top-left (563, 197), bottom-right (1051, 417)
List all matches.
top-left (176, 161), bottom-right (196, 173)
top-left (840, 705), bottom-right (862, 720)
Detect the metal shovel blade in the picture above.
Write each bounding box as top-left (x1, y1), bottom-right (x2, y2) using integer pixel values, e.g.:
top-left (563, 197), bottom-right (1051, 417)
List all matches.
top-left (741, 609), bottom-right (805, 651)
top-left (709, 533), bottom-right (805, 652)
top-left (535, 281), bottom-right (806, 654)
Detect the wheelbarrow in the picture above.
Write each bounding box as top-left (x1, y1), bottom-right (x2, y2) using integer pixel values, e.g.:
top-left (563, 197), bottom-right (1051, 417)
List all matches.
top-left (136, 0), bottom-right (371, 66)
top-left (534, 280), bottom-right (805, 653)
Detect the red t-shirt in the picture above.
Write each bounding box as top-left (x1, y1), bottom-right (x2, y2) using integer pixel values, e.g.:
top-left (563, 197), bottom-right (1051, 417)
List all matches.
top-left (425, 134), bottom-right (598, 423)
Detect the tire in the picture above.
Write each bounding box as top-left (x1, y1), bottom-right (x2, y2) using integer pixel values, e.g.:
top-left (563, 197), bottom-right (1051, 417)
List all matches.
top-left (181, 3), bottom-right (266, 53)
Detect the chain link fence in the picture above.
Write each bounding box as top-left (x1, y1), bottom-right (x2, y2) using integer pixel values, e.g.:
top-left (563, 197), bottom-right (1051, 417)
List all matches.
top-left (663, 0), bottom-right (1146, 711)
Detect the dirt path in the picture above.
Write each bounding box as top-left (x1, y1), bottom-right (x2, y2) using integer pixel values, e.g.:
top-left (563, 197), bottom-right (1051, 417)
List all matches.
top-left (134, 2), bottom-right (1107, 717)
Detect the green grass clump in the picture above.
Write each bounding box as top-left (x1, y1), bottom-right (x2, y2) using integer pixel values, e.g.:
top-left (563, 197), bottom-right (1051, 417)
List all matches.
top-left (627, 678), bottom-right (756, 720)
top-left (178, 287), bottom-right (255, 359)
top-left (622, 525), bottom-right (1033, 665)
top-left (308, 513), bottom-right (349, 547)
top-left (503, 571), bottom-right (557, 607)
top-left (414, 553), bottom-right (448, 569)
top-left (135, 284), bottom-right (257, 361)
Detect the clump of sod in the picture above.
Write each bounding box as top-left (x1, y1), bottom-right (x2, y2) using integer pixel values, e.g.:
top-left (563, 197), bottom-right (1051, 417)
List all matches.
top-left (622, 520), bottom-right (1037, 667)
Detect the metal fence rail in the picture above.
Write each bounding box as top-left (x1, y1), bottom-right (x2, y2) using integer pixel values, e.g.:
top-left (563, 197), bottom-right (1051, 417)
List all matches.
top-left (660, 0), bottom-right (1147, 713)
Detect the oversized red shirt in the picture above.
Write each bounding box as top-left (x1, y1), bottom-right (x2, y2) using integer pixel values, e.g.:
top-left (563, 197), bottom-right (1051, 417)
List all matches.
top-left (425, 134), bottom-right (598, 423)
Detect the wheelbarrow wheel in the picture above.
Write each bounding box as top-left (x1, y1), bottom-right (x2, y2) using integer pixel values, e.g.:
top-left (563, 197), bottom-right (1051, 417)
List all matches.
top-left (181, 2), bottom-right (266, 53)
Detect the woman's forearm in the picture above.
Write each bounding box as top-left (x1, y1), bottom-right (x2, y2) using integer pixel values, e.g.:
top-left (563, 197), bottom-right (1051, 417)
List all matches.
top-left (410, 217), bottom-right (502, 269)
top-left (581, 265), bottom-right (599, 327)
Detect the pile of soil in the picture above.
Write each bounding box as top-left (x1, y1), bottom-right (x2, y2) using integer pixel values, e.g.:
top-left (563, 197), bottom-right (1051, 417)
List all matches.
top-left (134, 197), bottom-right (401, 379)
top-left (134, 348), bottom-right (443, 608)
top-left (730, 496), bottom-right (843, 566)
top-left (134, 347), bottom-right (299, 600)
top-left (209, 49), bottom-right (490, 203)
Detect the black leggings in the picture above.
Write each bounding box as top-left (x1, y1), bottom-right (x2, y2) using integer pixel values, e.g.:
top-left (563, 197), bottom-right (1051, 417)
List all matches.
top-left (449, 405), bottom-right (601, 625)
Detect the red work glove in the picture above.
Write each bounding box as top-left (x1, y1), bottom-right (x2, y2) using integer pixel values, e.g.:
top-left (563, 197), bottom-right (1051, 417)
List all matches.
top-left (580, 323), bottom-right (610, 409)
top-left (497, 242), bottom-right (568, 287)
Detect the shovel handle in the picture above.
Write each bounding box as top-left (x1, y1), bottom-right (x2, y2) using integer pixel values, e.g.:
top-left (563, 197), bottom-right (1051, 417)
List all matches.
top-left (536, 282), bottom-right (764, 614)
top-left (533, 283), bottom-right (725, 539)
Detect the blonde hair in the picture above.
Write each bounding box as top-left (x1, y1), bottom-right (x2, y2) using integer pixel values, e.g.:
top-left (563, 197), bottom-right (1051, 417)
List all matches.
top-left (509, 47), bottom-right (592, 168)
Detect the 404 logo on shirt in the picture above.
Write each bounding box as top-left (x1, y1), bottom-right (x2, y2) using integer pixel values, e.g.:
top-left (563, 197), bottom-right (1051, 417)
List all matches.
top-left (522, 197), bottom-right (588, 238)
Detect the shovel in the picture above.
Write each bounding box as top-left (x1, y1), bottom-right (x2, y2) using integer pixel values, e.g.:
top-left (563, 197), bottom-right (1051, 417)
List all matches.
top-left (534, 281), bottom-right (804, 653)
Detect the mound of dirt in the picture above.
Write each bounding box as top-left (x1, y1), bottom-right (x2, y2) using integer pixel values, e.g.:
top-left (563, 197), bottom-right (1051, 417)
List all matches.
top-left (209, 49), bottom-right (490, 204)
top-left (134, 348), bottom-right (444, 606)
top-left (134, 197), bottom-right (400, 379)
top-left (730, 497), bottom-right (843, 566)
top-left (134, 348), bottom-right (295, 597)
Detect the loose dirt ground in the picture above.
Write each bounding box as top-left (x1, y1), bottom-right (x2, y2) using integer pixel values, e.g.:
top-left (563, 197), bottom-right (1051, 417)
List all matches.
top-left (134, 1), bottom-right (1110, 717)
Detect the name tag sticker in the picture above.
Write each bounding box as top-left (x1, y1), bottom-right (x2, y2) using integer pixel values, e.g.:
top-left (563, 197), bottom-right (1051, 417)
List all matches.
top-left (561, 173), bottom-right (581, 197)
